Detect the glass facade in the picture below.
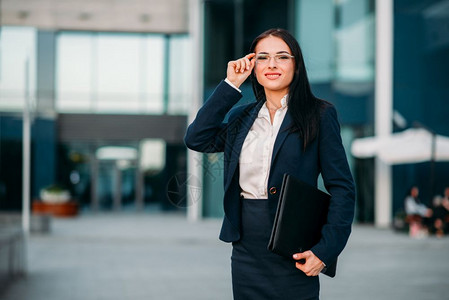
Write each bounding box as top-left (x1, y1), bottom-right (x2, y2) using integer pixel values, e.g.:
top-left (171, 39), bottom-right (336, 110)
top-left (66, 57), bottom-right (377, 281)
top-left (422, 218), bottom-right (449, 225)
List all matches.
top-left (295, 0), bottom-right (375, 222)
top-left (56, 32), bottom-right (192, 115)
top-left (167, 35), bottom-right (193, 114)
top-left (56, 33), bottom-right (95, 111)
top-left (0, 27), bottom-right (37, 210)
top-left (0, 26), bottom-right (191, 212)
top-left (391, 0), bottom-right (449, 214)
top-left (0, 27), bottom-right (37, 112)
top-left (297, 0), bottom-right (375, 84)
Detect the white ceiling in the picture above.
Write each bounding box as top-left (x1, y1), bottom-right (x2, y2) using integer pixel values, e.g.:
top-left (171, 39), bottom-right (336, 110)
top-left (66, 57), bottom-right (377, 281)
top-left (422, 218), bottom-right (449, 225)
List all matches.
top-left (0, 0), bottom-right (189, 33)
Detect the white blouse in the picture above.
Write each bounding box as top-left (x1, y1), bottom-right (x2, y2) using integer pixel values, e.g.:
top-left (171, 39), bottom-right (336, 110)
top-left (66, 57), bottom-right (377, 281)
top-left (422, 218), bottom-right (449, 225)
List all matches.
top-left (239, 95), bottom-right (288, 199)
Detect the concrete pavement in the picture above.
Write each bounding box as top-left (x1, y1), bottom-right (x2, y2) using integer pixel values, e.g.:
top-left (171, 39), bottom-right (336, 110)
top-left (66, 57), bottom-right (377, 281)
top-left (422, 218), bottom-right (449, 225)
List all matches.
top-left (1, 212), bottom-right (448, 300)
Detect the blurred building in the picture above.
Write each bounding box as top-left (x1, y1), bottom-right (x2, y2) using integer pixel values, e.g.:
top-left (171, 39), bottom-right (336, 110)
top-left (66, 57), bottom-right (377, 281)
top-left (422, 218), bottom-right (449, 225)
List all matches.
top-left (0, 0), bottom-right (191, 213)
top-left (0, 0), bottom-right (448, 225)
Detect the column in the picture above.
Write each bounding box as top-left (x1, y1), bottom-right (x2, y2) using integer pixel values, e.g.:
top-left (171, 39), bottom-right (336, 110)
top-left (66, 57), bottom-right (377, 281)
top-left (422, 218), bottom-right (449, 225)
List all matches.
top-left (187, 0), bottom-right (204, 221)
top-left (375, 0), bottom-right (393, 227)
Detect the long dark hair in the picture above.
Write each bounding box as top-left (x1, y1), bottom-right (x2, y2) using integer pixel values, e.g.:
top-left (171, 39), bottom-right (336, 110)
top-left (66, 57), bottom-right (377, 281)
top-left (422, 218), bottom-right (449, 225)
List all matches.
top-left (249, 28), bottom-right (324, 150)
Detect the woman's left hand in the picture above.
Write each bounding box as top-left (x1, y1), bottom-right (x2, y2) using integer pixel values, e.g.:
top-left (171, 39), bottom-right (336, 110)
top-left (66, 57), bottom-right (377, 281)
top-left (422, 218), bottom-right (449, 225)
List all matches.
top-left (292, 251), bottom-right (325, 276)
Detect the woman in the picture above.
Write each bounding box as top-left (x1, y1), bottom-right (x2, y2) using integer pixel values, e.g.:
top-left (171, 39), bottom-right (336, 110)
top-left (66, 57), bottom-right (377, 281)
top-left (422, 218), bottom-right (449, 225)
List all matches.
top-left (185, 28), bottom-right (355, 299)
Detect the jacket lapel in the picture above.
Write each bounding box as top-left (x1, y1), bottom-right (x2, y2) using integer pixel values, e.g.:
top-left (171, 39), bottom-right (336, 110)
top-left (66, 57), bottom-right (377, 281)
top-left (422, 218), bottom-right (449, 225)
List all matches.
top-left (271, 110), bottom-right (293, 165)
top-left (225, 100), bottom-right (264, 191)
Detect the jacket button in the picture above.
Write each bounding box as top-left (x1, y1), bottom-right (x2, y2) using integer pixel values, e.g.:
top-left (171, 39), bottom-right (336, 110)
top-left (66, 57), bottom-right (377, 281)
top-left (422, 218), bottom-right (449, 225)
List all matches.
top-left (269, 187), bottom-right (277, 195)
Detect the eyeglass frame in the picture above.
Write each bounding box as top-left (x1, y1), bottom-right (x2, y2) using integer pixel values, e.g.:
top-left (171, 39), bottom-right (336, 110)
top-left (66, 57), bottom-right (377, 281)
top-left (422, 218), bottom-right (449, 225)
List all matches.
top-left (254, 53), bottom-right (295, 64)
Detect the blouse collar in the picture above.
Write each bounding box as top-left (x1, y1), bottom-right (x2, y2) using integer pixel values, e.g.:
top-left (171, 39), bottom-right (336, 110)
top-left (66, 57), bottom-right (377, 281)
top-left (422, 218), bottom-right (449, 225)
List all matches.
top-left (259, 94), bottom-right (289, 119)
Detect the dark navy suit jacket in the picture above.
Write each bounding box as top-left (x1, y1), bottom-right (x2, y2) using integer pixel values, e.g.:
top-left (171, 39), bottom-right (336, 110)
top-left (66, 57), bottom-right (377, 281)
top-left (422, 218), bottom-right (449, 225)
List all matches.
top-left (184, 81), bottom-right (355, 266)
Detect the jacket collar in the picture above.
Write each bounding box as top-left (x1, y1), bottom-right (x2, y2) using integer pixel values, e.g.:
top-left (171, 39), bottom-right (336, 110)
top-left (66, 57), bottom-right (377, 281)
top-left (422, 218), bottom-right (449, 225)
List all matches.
top-left (271, 110), bottom-right (293, 165)
top-left (225, 100), bottom-right (264, 191)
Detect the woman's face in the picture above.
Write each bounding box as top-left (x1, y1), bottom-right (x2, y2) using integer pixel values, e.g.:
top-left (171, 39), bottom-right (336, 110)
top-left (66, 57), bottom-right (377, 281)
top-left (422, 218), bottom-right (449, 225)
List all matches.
top-left (254, 36), bottom-right (295, 97)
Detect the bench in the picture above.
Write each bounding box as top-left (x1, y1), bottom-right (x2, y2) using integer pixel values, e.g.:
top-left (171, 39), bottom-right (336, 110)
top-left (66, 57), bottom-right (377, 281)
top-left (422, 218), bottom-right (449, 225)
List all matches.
top-left (0, 214), bottom-right (26, 291)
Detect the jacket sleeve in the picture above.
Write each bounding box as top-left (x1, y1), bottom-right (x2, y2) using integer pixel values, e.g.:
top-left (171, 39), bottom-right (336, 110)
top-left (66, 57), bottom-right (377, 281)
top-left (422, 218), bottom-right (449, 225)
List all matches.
top-left (311, 105), bottom-right (356, 266)
top-left (184, 81), bottom-right (243, 153)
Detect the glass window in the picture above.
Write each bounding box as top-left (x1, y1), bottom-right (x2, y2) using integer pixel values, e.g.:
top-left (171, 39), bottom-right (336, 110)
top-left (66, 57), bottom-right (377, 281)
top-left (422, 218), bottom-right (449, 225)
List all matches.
top-left (56, 32), bottom-right (167, 114)
top-left (334, 0), bottom-right (374, 82)
top-left (96, 34), bottom-right (141, 112)
top-left (0, 26), bottom-right (36, 112)
top-left (56, 33), bottom-right (94, 112)
top-left (296, 0), bottom-right (334, 83)
top-left (144, 35), bottom-right (165, 114)
top-left (295, 0), bottom-right (374, 84)
top-left (168, 35), bottom-right (192, 114)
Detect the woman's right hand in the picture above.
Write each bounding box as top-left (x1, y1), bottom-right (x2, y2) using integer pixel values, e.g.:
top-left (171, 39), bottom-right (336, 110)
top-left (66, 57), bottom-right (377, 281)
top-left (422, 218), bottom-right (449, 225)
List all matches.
top-left (226, 53), bottom-right (256, 88)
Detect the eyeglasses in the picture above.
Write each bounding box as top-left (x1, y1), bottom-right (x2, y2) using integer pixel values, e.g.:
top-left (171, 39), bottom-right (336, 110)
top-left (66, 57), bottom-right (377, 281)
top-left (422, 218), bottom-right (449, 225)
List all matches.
top-left (255, 53), bottom-right (294, 64)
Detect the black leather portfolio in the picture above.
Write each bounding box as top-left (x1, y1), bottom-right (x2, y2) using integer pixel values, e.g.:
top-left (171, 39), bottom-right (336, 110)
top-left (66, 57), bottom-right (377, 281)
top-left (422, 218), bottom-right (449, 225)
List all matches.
top-left (268, 173), bottom-right (337, 277)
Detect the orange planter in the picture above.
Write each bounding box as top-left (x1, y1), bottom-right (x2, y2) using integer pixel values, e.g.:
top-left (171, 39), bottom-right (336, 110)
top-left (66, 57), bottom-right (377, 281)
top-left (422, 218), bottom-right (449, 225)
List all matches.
top-left (32, 200), bottom-right (79, 217)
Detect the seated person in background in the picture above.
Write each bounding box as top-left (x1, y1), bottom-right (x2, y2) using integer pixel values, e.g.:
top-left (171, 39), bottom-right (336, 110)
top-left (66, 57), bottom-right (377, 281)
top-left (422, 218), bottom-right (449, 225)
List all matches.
top-left (442, 187), bottom-right (449, 212)
top-left (432, 187), bottom-right (449, 237)
top-left (404, 186), bottom-right (432, 238)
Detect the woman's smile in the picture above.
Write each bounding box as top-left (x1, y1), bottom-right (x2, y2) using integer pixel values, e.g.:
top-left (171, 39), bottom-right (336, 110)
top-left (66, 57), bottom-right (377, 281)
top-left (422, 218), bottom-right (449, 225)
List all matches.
top-left (265, 72), bottom-right (282, 80)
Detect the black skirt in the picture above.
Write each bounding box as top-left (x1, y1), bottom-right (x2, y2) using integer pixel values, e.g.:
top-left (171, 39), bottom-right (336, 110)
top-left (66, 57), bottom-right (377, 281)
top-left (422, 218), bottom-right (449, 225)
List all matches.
top-left (231, 199), bottom-right (320, 300)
